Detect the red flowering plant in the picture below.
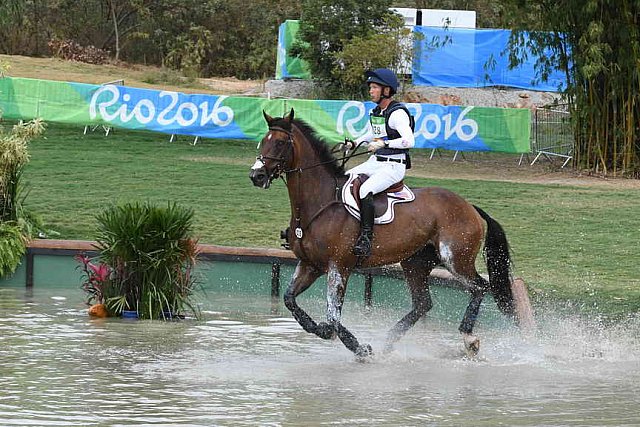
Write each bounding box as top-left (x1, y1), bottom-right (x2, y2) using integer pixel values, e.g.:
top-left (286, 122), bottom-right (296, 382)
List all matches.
top-left (75, 252), bottom-right (112, 306)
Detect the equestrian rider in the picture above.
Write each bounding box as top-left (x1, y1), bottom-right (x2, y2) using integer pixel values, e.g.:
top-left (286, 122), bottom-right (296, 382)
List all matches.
top-left (345, 68), bottom-right (415, 257)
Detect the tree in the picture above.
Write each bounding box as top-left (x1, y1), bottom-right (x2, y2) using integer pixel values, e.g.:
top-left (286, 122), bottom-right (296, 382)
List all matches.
top-left (292, 0), bottom-right (402, 97)
top-left (498, 0), bottom-right (639, 177)
top-left (332, 15), bottom-right (413, 99)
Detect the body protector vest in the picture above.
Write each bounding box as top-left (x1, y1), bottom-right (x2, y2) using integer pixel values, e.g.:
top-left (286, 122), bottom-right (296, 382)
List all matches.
top-left (370, 101), bottom-right (415, 169)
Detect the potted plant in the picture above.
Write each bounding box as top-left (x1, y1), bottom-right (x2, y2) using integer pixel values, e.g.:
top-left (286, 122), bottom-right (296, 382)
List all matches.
top-left (89, 201), bottom-right (201, 320)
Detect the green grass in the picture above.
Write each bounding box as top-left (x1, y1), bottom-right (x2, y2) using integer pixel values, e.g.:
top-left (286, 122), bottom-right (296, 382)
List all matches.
top-left (20, 123), bottom-right (640, 317)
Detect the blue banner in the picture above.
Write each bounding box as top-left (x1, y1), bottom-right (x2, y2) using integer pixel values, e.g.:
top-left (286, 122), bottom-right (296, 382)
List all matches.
top-left (413, 27), bottom-right (566, 91)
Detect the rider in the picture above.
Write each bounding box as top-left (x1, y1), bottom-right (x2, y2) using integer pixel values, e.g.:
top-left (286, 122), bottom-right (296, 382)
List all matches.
top-left (345, 68), bottom-right (415, 257)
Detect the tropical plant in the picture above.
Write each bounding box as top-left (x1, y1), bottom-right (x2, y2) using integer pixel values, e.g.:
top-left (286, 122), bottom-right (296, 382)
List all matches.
top-left (93, 201), bottom-right (200, 319)
top-left (75, 253), bottom-right (112, 306)
top-left (0, 117), bottom-right (46, 277)
top-left (0, 222), bottom-right (27, 277)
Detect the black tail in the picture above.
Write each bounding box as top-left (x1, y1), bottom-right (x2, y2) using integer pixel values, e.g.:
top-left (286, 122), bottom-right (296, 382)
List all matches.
top-left (473, 205), bottom-right (514, 316)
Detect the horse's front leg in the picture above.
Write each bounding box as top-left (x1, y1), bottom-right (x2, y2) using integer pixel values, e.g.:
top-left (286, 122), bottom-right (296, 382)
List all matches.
top-left (283, 261), bottom-right (328, 338)
top-left (324, 262), bottom-right (373, 358)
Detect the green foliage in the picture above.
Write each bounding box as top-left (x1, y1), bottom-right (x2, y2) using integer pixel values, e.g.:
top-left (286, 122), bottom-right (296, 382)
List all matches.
top-left (292, 0), bottom-right (406, 98)
top-left (0, 0), bottom-right (301, 79)
top-left (331, 15), bottom-right (414, 99)
top-left (0, 222), bottom-right (26, 277)
top-left (94, 201), bottom-right (200, 319)
top-left (499, 0), bottom-right (640, 177)
top-left (0, 118), bottom-right (47, 278)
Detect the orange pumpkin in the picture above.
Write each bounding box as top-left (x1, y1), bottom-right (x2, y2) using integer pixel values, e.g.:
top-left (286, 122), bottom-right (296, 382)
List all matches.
top-left (88, 303), bottom-right (109, 318)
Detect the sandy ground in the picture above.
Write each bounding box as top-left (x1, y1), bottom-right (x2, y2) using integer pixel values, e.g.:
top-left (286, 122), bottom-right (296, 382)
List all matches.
top-left (407, 154), bottom-right (640, 189)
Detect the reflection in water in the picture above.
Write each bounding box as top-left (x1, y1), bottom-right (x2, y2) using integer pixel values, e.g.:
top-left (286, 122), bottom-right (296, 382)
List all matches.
top-left (0, 286), bottom-right (639, 426)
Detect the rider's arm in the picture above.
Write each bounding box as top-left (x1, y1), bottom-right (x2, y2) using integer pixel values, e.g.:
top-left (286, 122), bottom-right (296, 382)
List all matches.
top-left (385, 109), bottom-right (415, 149)
top-left (354, 122), bottom-right (374, 146)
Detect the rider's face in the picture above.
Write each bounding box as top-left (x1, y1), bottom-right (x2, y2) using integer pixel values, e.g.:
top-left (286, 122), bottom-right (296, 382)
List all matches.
top-left (368, 83), bottom-right (384, 103)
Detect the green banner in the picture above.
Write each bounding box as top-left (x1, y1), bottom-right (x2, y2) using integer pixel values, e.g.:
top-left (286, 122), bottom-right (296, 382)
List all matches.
top-left (0, 77), bottom-right (530, 152)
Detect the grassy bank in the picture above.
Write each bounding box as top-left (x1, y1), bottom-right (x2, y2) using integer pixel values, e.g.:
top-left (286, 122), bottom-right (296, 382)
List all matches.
top-left (18, 123), bottom-right (640, 317)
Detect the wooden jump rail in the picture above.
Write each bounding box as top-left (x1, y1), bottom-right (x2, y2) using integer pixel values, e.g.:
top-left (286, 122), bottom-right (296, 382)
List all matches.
top-left (25, 239), bottom-right (463, 306)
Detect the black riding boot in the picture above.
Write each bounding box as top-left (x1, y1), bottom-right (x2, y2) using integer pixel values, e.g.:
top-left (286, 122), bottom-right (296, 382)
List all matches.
top-left (354, 193), bottom-right (374, 256)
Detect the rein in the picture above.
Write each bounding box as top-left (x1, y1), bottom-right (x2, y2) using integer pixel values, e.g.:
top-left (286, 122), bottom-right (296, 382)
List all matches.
top-left (260, 126), bottom-right (369, 242)
top-left (260, 126), bottom-right (368, 177)
top-left (283, 140), bottom-right (369, 175)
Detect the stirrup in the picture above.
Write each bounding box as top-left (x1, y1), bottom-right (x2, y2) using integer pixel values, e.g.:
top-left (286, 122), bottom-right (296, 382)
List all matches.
top-left (353, 234), bottom-right (372, 256)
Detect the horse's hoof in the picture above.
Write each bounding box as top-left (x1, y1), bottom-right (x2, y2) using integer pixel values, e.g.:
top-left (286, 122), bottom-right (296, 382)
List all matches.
top-left (315, 322), bottom-right (336, 340)
top-left (463, 334), bottom-right (480, 357)
top-left (355, 344), bottom-right (373, 361)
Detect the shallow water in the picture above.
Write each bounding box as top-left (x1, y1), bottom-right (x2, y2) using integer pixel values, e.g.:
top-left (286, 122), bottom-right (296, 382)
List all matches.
top-left (1, 286), bottom-right (639, 426)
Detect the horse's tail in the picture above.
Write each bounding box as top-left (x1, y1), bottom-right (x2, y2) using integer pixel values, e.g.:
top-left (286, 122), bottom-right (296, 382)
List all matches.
top-left (473, 205), bottom-right (515, 317)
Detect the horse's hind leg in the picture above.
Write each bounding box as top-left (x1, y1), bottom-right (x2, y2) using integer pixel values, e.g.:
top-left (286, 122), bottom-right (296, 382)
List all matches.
top-left (384, 246), bottom-right (438, 353)
top-left (458, 274), bottom-right (489, 356)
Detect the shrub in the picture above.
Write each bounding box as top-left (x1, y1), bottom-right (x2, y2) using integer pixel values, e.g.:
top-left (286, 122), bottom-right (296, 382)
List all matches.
top-left (48, 38), bottom-right (109, 65)
top-left (0, 222), bottom-right (27, 277)
top-left (93, 201), bottom-right (200, 319)
top-left (0, 118), bottom-right (46, 278)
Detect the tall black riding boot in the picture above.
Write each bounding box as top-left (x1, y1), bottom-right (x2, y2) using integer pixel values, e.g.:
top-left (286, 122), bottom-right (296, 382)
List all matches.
top-left (354, 193), bottom-right (374, 256)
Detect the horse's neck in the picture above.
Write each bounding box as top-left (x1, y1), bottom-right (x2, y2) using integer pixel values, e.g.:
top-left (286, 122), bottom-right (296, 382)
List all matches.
top-left (286, 166), bottom-right (338, 209)
top-left (286, 134), bottom-right (342, 216)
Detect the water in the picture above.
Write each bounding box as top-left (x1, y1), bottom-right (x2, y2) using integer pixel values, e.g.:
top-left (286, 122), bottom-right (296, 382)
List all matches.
top-left (1, 286), bottom-right (639, 426)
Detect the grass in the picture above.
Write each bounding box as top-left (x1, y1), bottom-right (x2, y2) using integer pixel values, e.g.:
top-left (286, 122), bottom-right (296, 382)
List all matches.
top-left (17, 122), bottom-right (640, 318)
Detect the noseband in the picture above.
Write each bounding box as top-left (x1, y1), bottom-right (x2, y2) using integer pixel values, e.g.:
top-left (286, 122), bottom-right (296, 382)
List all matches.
top-left (256, 126), bottom-right (294, 183)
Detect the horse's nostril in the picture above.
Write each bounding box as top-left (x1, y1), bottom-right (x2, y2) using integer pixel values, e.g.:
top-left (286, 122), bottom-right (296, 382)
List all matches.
top-left (250, 169), bottom-right (266, 186)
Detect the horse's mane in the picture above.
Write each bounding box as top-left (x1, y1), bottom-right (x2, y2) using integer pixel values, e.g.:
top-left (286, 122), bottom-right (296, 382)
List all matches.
top-left (271, 117), bottom-right (345, 176)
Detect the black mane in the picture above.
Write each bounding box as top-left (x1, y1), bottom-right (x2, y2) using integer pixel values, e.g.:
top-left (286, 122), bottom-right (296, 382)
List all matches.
top-left (271, 117), bottom-right (345, 176)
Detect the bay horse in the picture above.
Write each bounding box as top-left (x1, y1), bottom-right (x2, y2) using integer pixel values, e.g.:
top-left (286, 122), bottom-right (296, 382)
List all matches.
top-left (250, 109), bottom-right (530, 358)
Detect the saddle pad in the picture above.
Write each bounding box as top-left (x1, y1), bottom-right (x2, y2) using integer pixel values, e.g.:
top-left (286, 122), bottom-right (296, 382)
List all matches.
top-left (342, 173), bottom-right (415, 224)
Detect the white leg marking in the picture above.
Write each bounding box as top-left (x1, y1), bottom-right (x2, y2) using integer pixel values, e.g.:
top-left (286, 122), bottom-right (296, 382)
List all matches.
top-left (326, 266), bottom-right (343, 324)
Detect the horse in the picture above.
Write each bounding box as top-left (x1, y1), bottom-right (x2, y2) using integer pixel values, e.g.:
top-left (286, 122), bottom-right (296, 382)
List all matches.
top-left (250, 109), bottom-right (532, 358)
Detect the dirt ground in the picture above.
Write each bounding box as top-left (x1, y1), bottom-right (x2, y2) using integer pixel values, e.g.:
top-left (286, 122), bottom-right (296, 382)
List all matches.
top-left (406, 152), bottom-right (640, 189)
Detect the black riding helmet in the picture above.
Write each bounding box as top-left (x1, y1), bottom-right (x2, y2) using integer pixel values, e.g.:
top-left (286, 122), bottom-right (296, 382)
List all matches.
top-left (365, 68), bottom-right (399, 96)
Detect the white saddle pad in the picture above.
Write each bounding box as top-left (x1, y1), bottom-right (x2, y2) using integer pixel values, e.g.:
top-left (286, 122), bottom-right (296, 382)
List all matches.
top-left (341, 173), bottom-right (415, 225)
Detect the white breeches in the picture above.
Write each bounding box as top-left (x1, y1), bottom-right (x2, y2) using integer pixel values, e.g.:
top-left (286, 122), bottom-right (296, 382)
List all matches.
top-left (347, 155), bottom-right (406, 199)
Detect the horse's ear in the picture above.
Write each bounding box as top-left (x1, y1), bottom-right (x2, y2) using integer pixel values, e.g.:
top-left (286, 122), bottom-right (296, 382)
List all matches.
top-left (263, 110), bottom-right (275, 126)
top-left (284, 108), bottom-right (294, 123)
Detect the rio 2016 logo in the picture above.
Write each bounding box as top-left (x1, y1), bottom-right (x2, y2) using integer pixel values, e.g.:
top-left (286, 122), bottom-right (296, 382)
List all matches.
top-left (336, 102), bottom-right (479, 142)
top-left (89, 85), bottom-right (234, 127)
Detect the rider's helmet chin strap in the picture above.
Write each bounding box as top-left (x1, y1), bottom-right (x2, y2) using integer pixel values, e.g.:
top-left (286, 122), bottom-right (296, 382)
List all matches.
top-left (375, 87), bottom-right (392, 105)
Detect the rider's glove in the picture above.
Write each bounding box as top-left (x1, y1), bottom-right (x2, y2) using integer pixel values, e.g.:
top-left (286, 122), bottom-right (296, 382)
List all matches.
top-left (340, 138), bottom-right (356, 154)
top-left (343, 138), bottom-right (355, 151)
top-left (367, 138), bottom-right (386, 153)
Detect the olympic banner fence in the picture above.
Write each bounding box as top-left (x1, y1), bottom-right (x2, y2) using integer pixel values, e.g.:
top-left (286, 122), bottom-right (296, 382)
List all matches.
top-left (0, 77), bottom-right (530, 153)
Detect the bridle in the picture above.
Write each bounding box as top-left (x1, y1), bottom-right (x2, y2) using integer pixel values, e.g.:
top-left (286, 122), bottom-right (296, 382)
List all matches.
top-left (257, 125), bottom-right (367, 185)
top-left (256, 126), bottom-right (294, 184)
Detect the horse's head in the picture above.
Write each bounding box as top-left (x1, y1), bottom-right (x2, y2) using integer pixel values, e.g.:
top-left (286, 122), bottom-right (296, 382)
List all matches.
top-left (250, 109), bottom-right (295, 189)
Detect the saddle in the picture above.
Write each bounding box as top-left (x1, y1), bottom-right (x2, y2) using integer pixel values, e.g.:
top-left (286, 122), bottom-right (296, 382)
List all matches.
top-left (342, 173), bottom-right (415, 224)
